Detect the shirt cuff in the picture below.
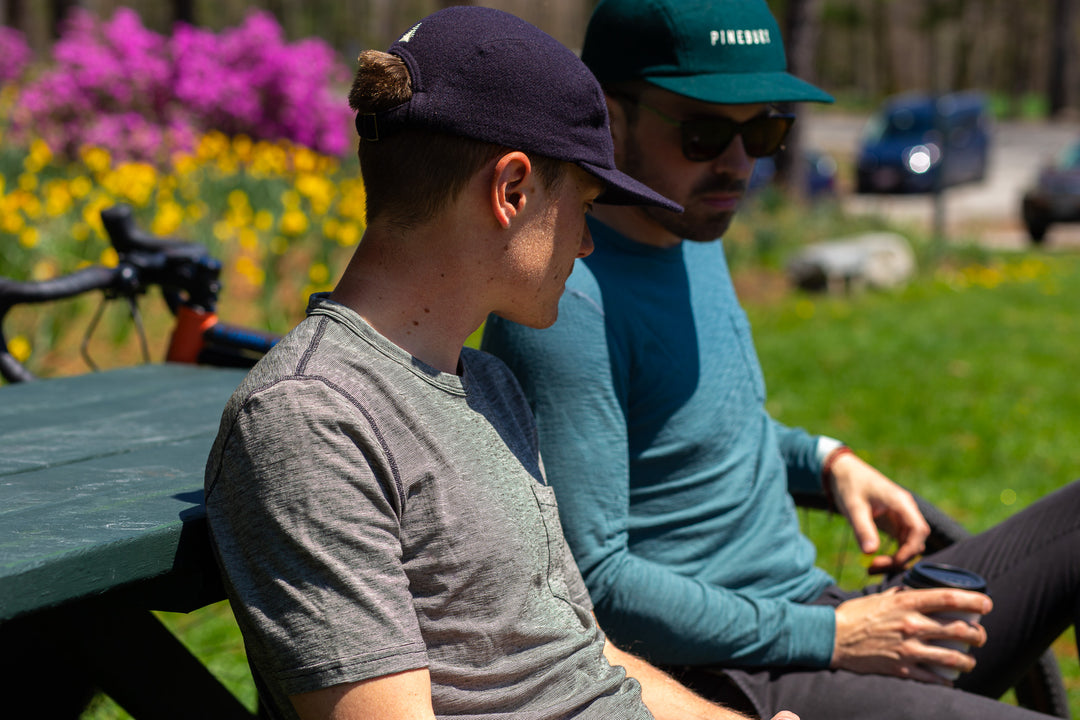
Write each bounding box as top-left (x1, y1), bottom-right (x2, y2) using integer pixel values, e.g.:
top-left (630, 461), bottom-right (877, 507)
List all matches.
top-left (815, 435), bottom-right (845, 469)
top-left (786, 601), bottom-right (838, 668)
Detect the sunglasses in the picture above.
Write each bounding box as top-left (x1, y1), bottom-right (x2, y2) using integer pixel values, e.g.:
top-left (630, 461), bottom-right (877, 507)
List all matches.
top-left (634, 101), bottom-right (796, 162)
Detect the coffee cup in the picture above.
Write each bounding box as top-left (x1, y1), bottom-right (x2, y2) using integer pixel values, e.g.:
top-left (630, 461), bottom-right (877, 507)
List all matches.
top-left (902, 561), bottom-right (988, 680)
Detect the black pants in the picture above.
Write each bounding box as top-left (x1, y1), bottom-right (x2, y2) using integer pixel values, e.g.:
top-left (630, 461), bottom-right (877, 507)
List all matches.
top-left (674, 480), bottom-right (1080, 720)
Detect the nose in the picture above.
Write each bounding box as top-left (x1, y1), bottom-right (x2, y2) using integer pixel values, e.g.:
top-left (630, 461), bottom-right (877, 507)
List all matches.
top-left (578, 222), bottom-right (595, 258)
top-left (712, 134), bottom-right (755, 180)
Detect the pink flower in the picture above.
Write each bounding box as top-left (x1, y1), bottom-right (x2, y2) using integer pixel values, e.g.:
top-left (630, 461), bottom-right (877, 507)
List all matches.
top-left (12, 8), bottom-right (352, 164)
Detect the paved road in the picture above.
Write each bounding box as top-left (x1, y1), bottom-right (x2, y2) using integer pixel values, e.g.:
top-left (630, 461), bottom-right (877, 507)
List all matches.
top-left (801, 111), bottom-right (1080, 249)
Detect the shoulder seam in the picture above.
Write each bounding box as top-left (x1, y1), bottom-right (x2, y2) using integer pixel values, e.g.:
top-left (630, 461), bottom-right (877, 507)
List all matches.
top-left (207, 374), bottom-right (406, 512)
top-left (296, 316), bottom-right (328, 375)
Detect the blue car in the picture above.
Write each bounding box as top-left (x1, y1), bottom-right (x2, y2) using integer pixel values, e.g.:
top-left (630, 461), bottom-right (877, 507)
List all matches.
top-left (856, 91), bottom-right (991, 194)
top-left (749, 149), bottom-right (838, 198)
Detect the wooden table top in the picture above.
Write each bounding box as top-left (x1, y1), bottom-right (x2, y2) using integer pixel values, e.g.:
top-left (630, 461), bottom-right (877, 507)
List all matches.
top-left (0, 364), bottom-right (247, 622)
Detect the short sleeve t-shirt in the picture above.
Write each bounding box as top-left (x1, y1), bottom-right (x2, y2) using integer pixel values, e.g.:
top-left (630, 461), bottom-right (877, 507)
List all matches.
top-left (205, 294), bottom-right (652, 720)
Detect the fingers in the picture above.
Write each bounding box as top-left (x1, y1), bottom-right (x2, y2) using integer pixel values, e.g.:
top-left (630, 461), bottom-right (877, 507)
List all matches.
top-left (844, 497), bottom-right (882, 555)
top-left (891, 513), bottom-right (930, 565)
top-left (914, 638), bottom-right (980, 679)
top-left (770, 712), bottom-right (800, 720)
top-left (902, 587), bottom-right (993, 617)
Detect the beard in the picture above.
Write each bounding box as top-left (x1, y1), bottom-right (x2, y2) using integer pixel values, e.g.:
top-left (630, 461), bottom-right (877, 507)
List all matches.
top-left (622, 136), bottom-right (747, 243)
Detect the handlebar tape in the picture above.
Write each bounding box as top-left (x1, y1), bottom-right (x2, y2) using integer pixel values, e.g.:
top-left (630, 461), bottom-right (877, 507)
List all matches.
top-left (0, 265), bottom-right (120, 383)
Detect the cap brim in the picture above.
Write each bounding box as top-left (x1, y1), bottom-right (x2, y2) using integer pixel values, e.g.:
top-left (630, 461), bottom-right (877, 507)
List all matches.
top-left (648, 71), bottom-right (834, 105)
top-left (580, 161), bottom-right (683, 213)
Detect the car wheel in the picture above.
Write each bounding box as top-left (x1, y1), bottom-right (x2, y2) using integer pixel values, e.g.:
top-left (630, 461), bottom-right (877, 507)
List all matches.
top-left (1025, 220), bottom-right (1049, 244)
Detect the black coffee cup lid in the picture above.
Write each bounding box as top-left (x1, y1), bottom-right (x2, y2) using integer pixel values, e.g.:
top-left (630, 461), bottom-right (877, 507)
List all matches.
top-left (903, 562), bottom-right (987, 592)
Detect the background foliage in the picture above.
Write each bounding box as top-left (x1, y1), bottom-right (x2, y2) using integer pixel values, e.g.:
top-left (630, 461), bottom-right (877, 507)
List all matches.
top-left (4, 0), bottom-right (1077, 117)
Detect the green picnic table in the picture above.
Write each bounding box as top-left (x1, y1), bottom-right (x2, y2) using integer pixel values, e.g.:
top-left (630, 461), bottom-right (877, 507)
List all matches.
top-left (0, 363), bottom-right (255, 718)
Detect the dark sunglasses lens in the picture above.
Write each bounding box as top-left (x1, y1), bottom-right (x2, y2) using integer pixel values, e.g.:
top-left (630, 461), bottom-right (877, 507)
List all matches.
top-left (682, 115), bottom-right (794, 161)
top-left (681, 119), bottom-right (738, 162)
top-left (741, 116), bottom-right (794, 157)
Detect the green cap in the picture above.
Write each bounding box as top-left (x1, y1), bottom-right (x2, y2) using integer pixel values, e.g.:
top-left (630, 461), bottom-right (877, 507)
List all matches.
top-left (582, 0), bottom-right (834, 105)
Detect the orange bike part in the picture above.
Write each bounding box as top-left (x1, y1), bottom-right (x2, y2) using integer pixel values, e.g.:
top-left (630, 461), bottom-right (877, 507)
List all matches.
top-left (166, 305), bottom-right (219, 364)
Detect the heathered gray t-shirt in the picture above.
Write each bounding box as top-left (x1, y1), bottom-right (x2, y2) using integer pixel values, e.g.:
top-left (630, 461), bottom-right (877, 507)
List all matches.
top-left (205, 294), bottom-right (651, 720)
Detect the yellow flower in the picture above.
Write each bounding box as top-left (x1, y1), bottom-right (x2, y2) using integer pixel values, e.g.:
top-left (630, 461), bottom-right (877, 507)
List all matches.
top-left (18, 172), bottom-right (38, 192)
top-left (296, 173), bottom-right (334, 215)
top-left (232, 134), bottom-right (253, 162)
top-left (336, 222), bottom-right (361, 247)
top-left (293, 146), bottom-right (318, 174)
top-left (100, 246), bottom-right (119, 268)
top-left (44, 180), bottom-right (74, 217)
top-left (19, 193), bottom-right (42, 220)
top-left (254, 209), bottom-right (274, 232)
top-left (234, 255), bottom-right (266, 288)
top-left (337, 178), bottom-right (367, 223)
top-left (186, 202), bottom-right (207, 222)
top-left (216, 154), bottom-right (239, 175)
top-left (213, 220), bottom-right (235, 243)
top-left (197, 131), bottom-right (230, 163)
top-left (83, 196), bottom-right (114, 239)
top-left (228, 189), bottom-right (250, 209)
top-left (70, 175), bottom-right (93, 199)
top-left (239, 228), bottom-right (260, 252)
top-left (1, 210), bottom-right (24, 234)
top-left (31, 259), bottom-right (58, 280)
top-left (251, 142), bottom-right (288, 177)
top-left (18, 227), bottom-right (39, 248)
top-left (172, 153), bottom-right (197, 177)
top-left (281, 189), bottom-right (302, 209)
top-left (151, 201), bottom-right (185, 236)
top-left (279, 209), bottom-right (310, 237)
top-left (81, 146), bottom-right (112, 176)
top-left (309, 262), bottom-right (330, 284)
top-left (8, 335), bottom-right (31, 363)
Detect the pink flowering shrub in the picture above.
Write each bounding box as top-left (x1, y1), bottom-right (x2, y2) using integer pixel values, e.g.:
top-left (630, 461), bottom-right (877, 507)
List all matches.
top-left (0, 25), bottom-right (32, 85)
top-left (13, 8), bottom-right (352, 164)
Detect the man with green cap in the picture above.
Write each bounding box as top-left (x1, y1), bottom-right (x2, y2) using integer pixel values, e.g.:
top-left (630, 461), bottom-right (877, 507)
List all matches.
top-left (483, 0), bottom-right (1080, 718)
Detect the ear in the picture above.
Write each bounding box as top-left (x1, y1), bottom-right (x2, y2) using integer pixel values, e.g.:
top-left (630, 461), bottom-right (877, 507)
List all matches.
top-left (605, 93), bottom-right (629, 169)
top-left (491, 151), bottom-right (532, 229)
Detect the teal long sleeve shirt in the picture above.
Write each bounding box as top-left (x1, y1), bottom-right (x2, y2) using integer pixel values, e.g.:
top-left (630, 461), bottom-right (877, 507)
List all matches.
top-left (482, 219), bottom-right (837, 669)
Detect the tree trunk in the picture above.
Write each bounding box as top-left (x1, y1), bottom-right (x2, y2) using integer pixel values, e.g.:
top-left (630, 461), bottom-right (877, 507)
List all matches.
top-left (1048, 0), bottom-right (1073, 116)
top-left (49, 0), bottom-right (78, 37)
top-left (173, 0), bottom-right (195, 25)
top-left (774, 0), bottom-right (824, 199)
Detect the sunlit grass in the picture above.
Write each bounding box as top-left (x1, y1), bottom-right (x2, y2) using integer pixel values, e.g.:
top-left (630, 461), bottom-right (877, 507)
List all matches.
top-left (754, 252), bottom-right (1080, 715)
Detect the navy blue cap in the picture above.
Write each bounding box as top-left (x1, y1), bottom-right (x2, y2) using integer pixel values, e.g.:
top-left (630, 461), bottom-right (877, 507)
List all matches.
top-left (359, 6), bottom-right (682, 213)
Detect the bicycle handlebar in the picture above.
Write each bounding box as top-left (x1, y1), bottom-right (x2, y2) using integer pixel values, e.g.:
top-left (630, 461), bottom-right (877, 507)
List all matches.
top-left (0, 266), bottom-right (122, 383)
top-left (1, 204), bottom-right (228, 383)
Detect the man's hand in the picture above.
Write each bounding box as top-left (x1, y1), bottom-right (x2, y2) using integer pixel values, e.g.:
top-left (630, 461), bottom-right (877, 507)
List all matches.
top-left (832, 587), bottom-right (992, 684)
top-left (828, 452), bottom-right (931, 573)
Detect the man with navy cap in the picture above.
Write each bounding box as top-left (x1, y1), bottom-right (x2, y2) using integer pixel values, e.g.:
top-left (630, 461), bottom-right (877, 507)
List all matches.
top-left (205, 6), bottom-right (802, 720)
top-left (483, 0), bottom-right (1080, 719)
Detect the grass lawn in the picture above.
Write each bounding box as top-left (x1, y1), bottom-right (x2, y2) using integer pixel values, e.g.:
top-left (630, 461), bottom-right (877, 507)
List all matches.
top-left (80, 249), bottom-right (1080, 719)
top-left (748, 250), bottom-right (1080, 714)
